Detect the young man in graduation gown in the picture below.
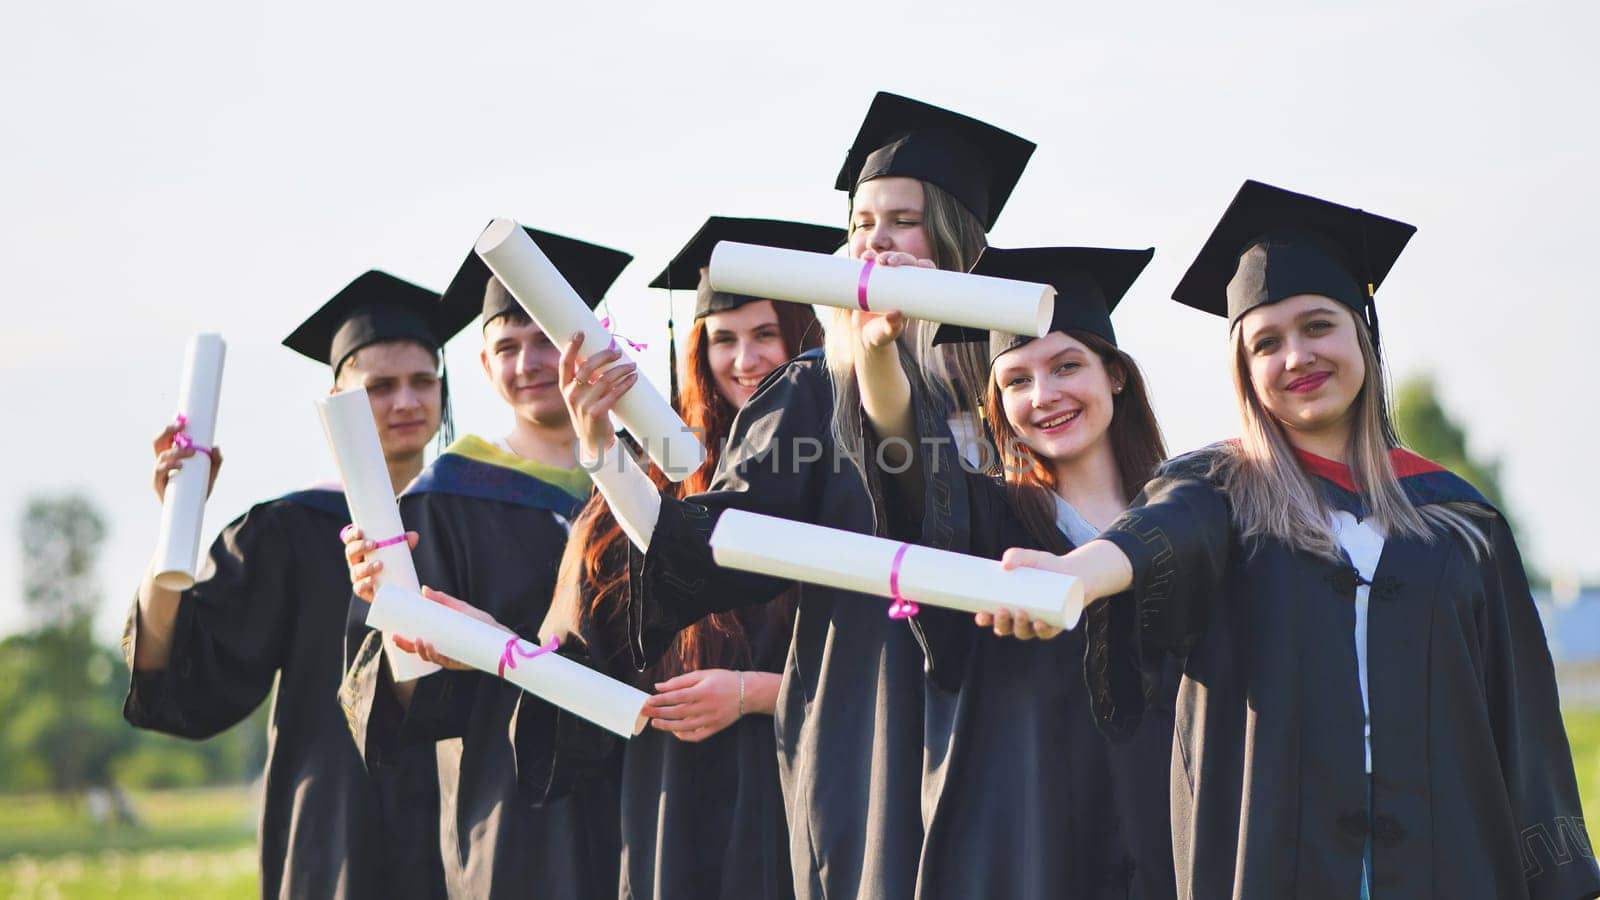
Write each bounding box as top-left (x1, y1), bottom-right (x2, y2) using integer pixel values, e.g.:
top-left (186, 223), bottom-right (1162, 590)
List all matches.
top-left (340, 228), bottom-right (631, 900)
top-left (124, 271), bottom-right (461, 900)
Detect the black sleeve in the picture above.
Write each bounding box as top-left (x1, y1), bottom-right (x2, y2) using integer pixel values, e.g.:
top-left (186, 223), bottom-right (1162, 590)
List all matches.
top-left (1478, 517), bottom-right (1600, 899)
top-left (1083, 453), bottom-right (1234, 738)
top-left (339, 627), bottom-right (476, 771)
top-left (626, 361), bottom-right (834, 668)
top-left (122, 505), bottom-right (296, 738)
top-left (507, 639), bottom-right (624, 806)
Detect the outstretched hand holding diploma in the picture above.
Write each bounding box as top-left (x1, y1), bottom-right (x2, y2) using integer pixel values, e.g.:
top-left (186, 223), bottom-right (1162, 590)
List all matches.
top-left (988, 541), bottom-right (1137, 639)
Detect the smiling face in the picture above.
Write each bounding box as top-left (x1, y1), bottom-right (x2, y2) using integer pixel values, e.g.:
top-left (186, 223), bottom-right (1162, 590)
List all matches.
top-left (847, 176), bottom-right (934, 261)
top-left (336, 340), bottom-right (442, 460)
top-left (480, 313), bottom-right (568, 426)
top-left (1237, 294), bottom-right (1366, 449)
top-left (701, 300), bottom-right (788, 408)
top-left (993, 331), bottom-right (1121, 469)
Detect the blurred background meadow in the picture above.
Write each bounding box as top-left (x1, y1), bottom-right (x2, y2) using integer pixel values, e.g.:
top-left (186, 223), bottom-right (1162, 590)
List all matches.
top-left (2, 0), bottom-right (1595, 895)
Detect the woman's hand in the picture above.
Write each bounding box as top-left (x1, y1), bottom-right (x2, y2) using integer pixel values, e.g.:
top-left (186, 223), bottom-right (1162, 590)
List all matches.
top-left (974, 606), bottom-right (1063, 641)
top-left (978, 548), bottom-right (1079, 640)
top-left (850, 249), bottom-right (933, 353)
top-left (341, 525), bottom-right (420, 603)
top-left (560, 333), bottom-right (635, 463)
top-left (151, 420), bottom-right (222, 502)
top-left (642, 668), bottom-right (744, 742)
top-left (977, 541), bottom-right (1136, 639)
top-left (390, 586), bottom-right (506, 670)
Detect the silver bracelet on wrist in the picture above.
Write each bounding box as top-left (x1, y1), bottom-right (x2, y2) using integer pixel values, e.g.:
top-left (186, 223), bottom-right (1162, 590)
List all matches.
top-left (737, 671), bottom-right (746, 717)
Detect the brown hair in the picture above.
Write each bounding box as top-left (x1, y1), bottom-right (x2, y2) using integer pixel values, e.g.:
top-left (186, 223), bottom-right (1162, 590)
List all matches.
top-left (567, 299), bottom-right (822, 677)
top-left (985, 331), bottom-right (1167, 548)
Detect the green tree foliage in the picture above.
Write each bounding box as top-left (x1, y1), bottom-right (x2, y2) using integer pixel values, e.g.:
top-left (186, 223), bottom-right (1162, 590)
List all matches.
top-left (1, 494), bottom-right (268, 797)
top-left (1393, 375), bottom-right (1509, 511)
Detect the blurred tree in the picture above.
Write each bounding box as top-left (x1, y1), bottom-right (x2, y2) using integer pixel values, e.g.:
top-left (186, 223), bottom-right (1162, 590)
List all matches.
top-left (1394, 375), bottom-right (1508, 510)
top-left (1, 494), bottom-right (270, 799)
top-left (21, 495), bottom-right (106, 630)
top-left (5, 495), bottom-right (122, 797)
top-left (1393, 375), bottom-right (1541, 583)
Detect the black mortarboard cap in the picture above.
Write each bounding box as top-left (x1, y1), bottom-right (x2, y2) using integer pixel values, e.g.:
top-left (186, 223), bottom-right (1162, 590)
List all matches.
top-left (934, 246), bottom-right (1154, 360)
top-left (440, 223), bottom-right (633, 328)
top-left (835, 92), bottom-right (1035, 231)
top-left (282, 270), bottom-right (463, 371)
top-left (1172, 180), bottom-right (1416, 326)
top-left (648, 216), bottom-right (847, 318)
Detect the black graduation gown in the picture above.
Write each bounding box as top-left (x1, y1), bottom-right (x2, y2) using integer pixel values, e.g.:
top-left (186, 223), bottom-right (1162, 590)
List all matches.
top-left (340, 441), bottom-right (621, 900)
top-left (626, 349), bottom-right (973, 900)
top-left (122, 488), bottom-right (446, 900)
top-left (918, 473), bottom-right (1179, 900)
top-left (555, 590), bottom-right (795, 900)
top-left (1085, 445), bottom-right (1600, 900)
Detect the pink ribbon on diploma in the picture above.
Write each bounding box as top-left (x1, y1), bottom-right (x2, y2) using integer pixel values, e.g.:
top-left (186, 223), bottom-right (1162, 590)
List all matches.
top-left (498, 634), bottom-right (560, 679)
top-left (339, 525), bottom-right (407, 550)
top-left (599, 317), bottom-right (648, 353)
top-left (886, 543), bottom-right (920, 620)
top-left (857, 259), bottom-right (876, 311)
top-left (171, 413), bottom-right (214, 457)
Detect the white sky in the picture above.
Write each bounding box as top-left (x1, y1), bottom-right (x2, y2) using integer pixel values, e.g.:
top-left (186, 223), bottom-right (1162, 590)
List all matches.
top-left (1, 0), bottom-right (1596, 641)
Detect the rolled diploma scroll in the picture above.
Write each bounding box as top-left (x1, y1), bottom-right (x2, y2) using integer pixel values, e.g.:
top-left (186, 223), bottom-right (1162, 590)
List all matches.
top-left (586, 438), bottom-right (661, 551)
top-left (152, 334), bottom-right (227, 590)
top-left (315, 389), bottom-right (439, 682)
top-left (475, 219), bottom-right (704, 481)
top-left (709, 510), bottom-right (1083, 629)
top-left (708, 242), bottom-right (1056, 337)
top-left (369, 585), bottom-right (649, 738)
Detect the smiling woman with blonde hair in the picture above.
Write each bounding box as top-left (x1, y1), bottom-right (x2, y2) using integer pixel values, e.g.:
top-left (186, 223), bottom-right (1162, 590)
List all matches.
top-left (1001, 181), bottom-right (1599, 900)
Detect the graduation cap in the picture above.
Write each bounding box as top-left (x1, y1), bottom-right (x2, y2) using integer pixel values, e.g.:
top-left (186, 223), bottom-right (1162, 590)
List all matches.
top-left (933, 246), bottom-right (1154, 362)
top-left (282, 270), bottom-right (464, 372)
top-left (648, 216), bottom-right (847, 318)
top-left (649, 216), bottom-right (844, 403)
top-left (439, 224), bottom-right (634, 328)
top-left (1171, 180), bottom-right (1417, 336)
top-left (835, 92), bottom-right (1035, 231)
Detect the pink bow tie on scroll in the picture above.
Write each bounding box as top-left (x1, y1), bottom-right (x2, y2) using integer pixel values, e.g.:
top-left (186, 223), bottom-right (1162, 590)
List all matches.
top-left (599, 317), bottom-right (648, 353)
top-left (857, 258), bottom-right (876, 311)
top-left (338, 525), bottom-right (408, 550)
top-left (170, 413), bottom-right (215, 457)
top-left (886, 543), bottom-right (920, 620)
top-left (499, 634), bottom-right (560, 679)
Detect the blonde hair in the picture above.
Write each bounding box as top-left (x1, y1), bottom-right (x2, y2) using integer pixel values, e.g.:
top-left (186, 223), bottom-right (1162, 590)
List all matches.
top-left (1217, 305), bottom-right (1490, 560)
top-left (825, 180), bottom-right (988, 526)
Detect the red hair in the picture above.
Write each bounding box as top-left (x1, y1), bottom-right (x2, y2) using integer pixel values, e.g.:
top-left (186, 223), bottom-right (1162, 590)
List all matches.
top-left (570, 299), bottom-right (822, 677)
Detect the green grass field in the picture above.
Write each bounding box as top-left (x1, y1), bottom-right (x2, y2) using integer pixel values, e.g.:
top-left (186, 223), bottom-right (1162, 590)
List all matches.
top-left (0, 714), bottom-right (1594, 898)
top-left (0, 786), bottom-right (255, 899)
top-left (1566, 707), bottom-right (1600, 821)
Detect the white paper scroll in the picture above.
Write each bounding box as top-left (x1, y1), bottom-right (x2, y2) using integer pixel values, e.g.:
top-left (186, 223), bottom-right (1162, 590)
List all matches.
top-left (585, 438), bottom-right (662, 552)
top-left (315, 388), bottom-right (439, 682)
top-left (475, 218), bottom-right (704, 481)
top-left (152, 334), bottom-right (227, 590)
top-left (369, 585), bottom-right (649, 738)
top-left (709, 510), bottom-right (1083, 629)
top-left (708, 242), bottom-right (1056, 337)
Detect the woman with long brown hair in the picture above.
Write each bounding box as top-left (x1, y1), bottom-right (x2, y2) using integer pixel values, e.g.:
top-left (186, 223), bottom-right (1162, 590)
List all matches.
top-left (999, 182), bottom-right (1599, 900)
top-left (556, 93), bottom-right (1034, 900)
top-left (530, 216), bottom-right (836, 900)
top-left (857, 246), bottom-right (1179, 899)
